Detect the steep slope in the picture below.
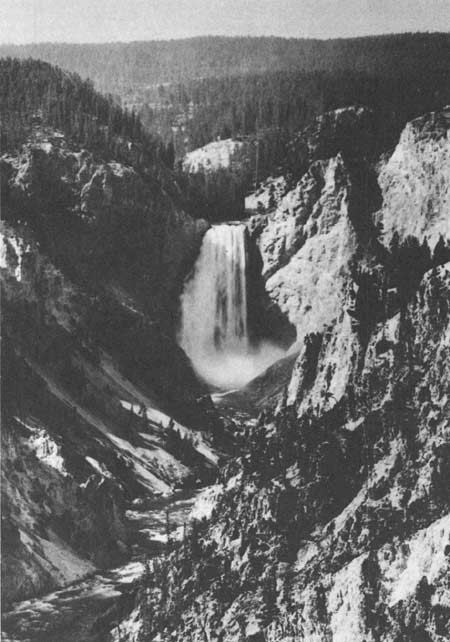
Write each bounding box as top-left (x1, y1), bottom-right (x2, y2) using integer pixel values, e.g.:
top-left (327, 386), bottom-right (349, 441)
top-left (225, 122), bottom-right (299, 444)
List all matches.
top-left (2, 52), bottom-right (450, 640)
top-left (377, 109), bottom-right (450, 248)
top-left (1, 130), bottom-right (208, 321)
top-left (127, 108), bottom-right (450, 642)
top-left (1, 62), bottom-right (218, 605)
top-left (249, 107), bottom-right (450, 414)
top-left (0, 135), bottom-right (217, 604)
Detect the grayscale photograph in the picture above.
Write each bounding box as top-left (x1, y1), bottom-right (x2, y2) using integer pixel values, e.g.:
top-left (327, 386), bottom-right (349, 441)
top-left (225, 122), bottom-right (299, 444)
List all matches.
top-left (1, 1), bottom-right (450, 640)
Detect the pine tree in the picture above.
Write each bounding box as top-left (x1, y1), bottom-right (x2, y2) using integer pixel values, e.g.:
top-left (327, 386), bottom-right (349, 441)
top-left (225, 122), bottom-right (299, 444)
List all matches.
top-left (165, 508), bottom-right (172, 553)
top-left (433, 235), bottom-right (450, 266)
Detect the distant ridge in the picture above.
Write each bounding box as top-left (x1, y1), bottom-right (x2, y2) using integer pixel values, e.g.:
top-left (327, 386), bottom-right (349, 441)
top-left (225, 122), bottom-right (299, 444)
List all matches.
top-left (1, 32), bottom-right (449, 91)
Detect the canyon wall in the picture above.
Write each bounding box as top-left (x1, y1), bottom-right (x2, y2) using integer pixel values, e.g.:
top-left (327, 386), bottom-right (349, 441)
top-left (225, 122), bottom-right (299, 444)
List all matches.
top-left (1, 130), bottom-right (216, 604)
top-left (134, 108), bottom-right (450, 642)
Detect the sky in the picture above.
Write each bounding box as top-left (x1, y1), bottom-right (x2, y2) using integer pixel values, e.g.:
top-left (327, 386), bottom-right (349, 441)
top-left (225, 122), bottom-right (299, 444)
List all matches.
top-left (0, 0), bottom-right (449, 44)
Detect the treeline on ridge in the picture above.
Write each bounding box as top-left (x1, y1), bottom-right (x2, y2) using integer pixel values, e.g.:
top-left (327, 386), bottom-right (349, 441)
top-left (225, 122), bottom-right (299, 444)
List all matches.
top-left (1, 33), bottom-right (449, 92)
top-left (148, 64), bottom-right (450, 157)
top-left (0, 58), bottom-right (174, 172)
top-left (163, 61), bottom-right (450, 221)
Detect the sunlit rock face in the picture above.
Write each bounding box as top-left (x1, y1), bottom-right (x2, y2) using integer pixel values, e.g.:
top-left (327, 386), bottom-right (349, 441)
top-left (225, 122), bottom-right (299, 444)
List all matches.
top-left (245, 153), bottom-right (363, 414)
top-left (246, 108), bottom-right (450, 415)
top-left (248, 108), bottom-right (385, 339)
top-left (275, 262), bottom-right (450, 642)
top-left (262, 111), bottom-right (450, 636)
top-left (141, 111), bottom-right (450, 642)
top-left (260, 155), bottom-right (357, 335)
top-left (377, 108), bottom-right (450, 249)
top-left (183, 139), bottom-right (246, 173)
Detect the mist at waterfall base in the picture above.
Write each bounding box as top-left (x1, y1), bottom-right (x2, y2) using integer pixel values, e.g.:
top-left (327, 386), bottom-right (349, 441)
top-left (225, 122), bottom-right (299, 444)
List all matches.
top-left (178, 224), bottom-right (286, 390)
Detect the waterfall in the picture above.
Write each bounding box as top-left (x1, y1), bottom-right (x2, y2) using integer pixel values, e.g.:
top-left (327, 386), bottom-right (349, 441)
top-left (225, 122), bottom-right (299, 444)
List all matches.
top-left (178, 224), bottom-right (249, 387)
top-left (179, 223), bottom-right (285, 390)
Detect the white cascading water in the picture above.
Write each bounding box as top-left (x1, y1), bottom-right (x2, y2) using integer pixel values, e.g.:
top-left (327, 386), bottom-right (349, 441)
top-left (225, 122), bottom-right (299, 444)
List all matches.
top-left (179, 223), bottom-right (284, 389)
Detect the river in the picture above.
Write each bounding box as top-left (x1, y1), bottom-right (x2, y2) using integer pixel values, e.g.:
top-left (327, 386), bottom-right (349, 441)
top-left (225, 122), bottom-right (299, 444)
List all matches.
top-left (2, 491), bottom-right (202, 642)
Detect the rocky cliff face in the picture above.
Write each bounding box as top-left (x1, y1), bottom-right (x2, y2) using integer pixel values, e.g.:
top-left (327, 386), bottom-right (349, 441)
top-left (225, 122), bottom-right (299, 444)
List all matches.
top-left (183, 139), bottom-right (247, 174)
top-left (248, 107), bottom-right (450, 414)
top-left (256, 154), bottom-right (357, 337)
top-left (2, 129), bottom-right (209, 318)
top-left (377, 109), bottom-right (450, 248)
top-left (130, 108), bottom-right (450, 642)
top-left (1, 415), bottom-right (126, 604)
top-left (1, 130), bottom-right (218, 604)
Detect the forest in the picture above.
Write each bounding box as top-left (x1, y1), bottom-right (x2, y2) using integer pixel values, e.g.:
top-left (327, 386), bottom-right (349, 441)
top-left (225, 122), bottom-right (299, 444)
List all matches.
top-left (150, 63), bottom-right (450, 153)
top-left (167, 58), bottom-right (450, 220)
top-left (2, 32), bottom-right (450, 223)
top-left (0, 58), bottom-right (174, 173)
top-left (1, 33), bottom-right (449, 92)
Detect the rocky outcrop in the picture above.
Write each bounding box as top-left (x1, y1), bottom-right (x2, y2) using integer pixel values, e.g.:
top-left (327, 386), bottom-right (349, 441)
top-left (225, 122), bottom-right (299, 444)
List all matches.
top-left (273, 262), bottom-right (450, 642)
top-left (1, 131), bottom-right (219, 605)
top-left (246, 107), bottom-right (379, 218)
top-left (246, 108), bottom-right (449, 412)
top-left (183, 139), bottom-right (247, 173)
top-left (1, 416), bottom-right (127, 605)
top-left (129, 109), bottom-right (450, 642)
top-left (0, 219), bottom-right (219, 603)
top-left (244, 109), bottom-right (388, 368)
top-left (2, 129), bottom-right (208, 318)
top-left (245, 175), bottom-right (289, 214)
top-left (377, 107), bottom-right (450, 249)
top-left (135, 231), bottom-right (450, 642)
top-left (287, 106), bottom-right (382, 171)
top-left (257, 155), bottom-right (357, 335)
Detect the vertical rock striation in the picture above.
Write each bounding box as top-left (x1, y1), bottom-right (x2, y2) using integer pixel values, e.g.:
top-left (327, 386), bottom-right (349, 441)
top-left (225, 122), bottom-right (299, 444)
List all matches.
top-left (133, 108), bottom-right (450, 642)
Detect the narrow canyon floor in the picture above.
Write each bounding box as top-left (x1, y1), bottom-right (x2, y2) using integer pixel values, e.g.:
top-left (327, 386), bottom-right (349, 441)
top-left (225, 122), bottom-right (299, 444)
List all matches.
top-left (2, 490), bottom-right (204, 642)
